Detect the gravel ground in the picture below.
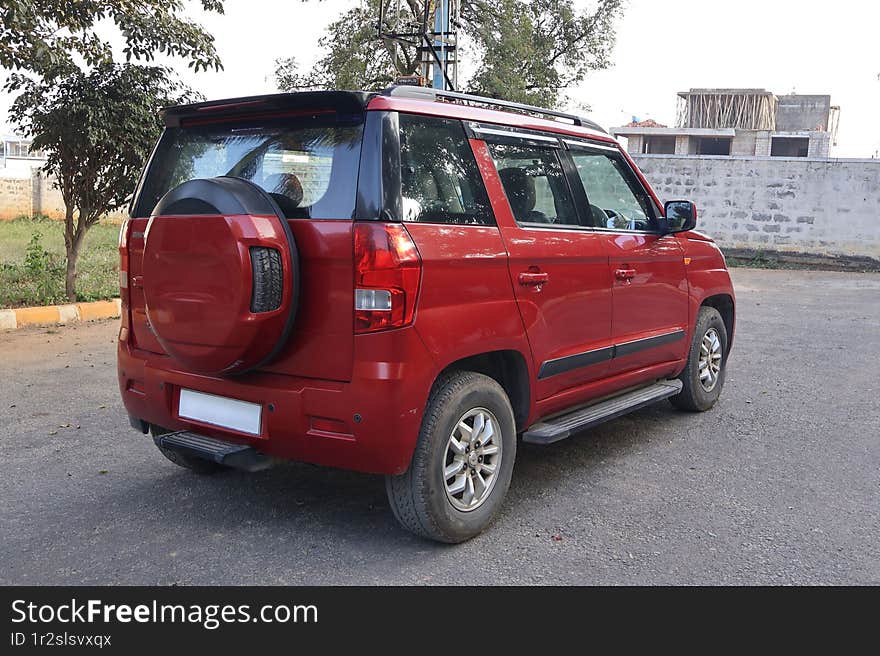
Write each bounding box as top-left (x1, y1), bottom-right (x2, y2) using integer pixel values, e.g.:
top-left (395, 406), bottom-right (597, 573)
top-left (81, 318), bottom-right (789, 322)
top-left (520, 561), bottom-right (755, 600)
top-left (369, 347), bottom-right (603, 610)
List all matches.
top-left (1, 267), bottom-right (878, 585)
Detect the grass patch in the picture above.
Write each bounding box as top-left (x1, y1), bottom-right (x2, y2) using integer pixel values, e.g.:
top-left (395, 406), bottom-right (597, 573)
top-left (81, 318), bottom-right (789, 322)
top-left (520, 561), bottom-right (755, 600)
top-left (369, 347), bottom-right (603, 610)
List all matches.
top-left (725, 248), bottom-right (880, 273)
top-left (0, 215), bottom-right (120, 308)
top-left (726, 252), bottom-right (792, 270)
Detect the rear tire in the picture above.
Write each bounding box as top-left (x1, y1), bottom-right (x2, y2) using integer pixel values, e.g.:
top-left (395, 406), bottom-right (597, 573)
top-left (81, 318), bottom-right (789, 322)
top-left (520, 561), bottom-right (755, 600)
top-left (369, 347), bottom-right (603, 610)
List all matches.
top-left (151, 427), bottom-right (224, 475)
top-left (386, 371), bottom-right (516, 543)
top-left (670, 306), bottom-right (728, 412)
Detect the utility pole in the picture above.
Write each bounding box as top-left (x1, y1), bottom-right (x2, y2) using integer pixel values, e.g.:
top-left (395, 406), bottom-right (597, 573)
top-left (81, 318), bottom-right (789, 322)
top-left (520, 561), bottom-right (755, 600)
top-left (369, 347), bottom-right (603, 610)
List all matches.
top-left (377, 0), bottom-right (458, 91)
top-left (431, 0), bottom-right (456, 90)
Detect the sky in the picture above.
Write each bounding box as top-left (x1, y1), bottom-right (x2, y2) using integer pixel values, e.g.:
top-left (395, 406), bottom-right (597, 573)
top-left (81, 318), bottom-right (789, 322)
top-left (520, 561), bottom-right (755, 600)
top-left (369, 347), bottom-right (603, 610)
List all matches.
top-left (2, 0), bottom-right (879, 157)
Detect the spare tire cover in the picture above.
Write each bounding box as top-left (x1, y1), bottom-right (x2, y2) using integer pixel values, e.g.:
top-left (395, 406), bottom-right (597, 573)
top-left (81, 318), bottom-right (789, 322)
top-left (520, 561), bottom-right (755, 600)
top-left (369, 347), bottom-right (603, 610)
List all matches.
top-left (143, 177), bottom-right (299, 376)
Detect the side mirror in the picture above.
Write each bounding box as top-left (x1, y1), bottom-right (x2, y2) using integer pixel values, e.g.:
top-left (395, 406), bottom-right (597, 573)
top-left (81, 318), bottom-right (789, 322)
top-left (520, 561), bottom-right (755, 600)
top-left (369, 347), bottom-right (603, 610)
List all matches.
top-left (662, 200), bottom-right (697, 233)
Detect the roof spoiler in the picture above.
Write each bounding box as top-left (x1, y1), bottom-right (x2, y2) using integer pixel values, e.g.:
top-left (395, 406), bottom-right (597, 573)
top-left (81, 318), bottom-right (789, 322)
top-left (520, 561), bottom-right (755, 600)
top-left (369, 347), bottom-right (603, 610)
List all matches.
top-left (161, 91), bottom-right (373, 127)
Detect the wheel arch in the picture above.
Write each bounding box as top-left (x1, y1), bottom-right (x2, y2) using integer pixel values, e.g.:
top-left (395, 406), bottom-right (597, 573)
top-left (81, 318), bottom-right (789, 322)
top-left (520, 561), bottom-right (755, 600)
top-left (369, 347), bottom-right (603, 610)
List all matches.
top-left (700, 293), bottom-right (735, 351)
top-left (436, 349), bottom-right (531, 431)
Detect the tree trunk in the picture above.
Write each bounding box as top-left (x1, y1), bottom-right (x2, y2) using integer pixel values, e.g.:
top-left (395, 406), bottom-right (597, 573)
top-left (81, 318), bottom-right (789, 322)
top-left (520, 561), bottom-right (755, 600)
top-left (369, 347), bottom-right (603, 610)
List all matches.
top-left (65, 234), bottom-right (83, 302)
top-left (63, 206), bottom-right (85, 302)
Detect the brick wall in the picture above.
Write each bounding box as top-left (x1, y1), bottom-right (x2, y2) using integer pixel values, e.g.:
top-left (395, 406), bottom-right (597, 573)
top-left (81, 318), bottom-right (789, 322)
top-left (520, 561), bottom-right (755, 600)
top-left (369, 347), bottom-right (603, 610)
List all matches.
top-left (634, 154), bottom-right (880, 261)
top-left (807, 133), bottom-right (831, 158)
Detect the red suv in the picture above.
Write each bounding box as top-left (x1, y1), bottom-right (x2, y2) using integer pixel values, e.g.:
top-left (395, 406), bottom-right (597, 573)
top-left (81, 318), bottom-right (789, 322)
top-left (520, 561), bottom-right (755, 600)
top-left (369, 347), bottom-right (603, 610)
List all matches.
top-left (119, 87), bottom-right (735, 543)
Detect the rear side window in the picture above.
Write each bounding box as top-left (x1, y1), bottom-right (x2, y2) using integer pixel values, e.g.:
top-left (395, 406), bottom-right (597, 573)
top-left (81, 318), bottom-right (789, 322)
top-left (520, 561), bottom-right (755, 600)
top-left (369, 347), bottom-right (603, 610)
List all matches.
top-left (133, 116), bottom-right (363, 219)
top-left (399, 114), bottom-right (494, 225)
top-left (487, 143), bottom-right (578, 227)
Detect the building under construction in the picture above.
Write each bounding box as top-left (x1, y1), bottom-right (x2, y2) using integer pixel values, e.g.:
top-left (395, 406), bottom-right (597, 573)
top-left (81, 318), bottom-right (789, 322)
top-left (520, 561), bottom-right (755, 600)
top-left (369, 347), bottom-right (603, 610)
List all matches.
top-left (613, 89), bottom-right (840, 158)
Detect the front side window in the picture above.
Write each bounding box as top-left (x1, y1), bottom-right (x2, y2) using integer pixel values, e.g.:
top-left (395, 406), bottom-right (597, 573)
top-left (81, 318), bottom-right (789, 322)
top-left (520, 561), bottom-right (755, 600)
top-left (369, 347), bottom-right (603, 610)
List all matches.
top-left (570, 149), bottom-right (654, 231)
top-left (399, 114), bottom-right (494, 225)
top-left (487, 143), bottom-right (578, 226)
top-left (134, 116), bottom-right (363, 219)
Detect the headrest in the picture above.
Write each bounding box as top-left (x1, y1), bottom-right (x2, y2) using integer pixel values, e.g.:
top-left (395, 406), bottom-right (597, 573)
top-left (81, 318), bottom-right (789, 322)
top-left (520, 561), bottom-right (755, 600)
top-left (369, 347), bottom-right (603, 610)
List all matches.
top-left (413, 167), bottom-right (439, 201)
top-left (263, 173), bottom-right (304, 207)
top-left (498, 167), bottom-right (536, 217)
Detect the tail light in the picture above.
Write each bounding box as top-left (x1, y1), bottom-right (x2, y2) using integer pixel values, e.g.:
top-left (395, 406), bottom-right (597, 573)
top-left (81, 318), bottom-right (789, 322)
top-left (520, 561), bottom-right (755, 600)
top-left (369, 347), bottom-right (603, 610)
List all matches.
top-left (353, 222), bottom-right (421, 334)
top-left (117, 218), bottom-right (131, 340)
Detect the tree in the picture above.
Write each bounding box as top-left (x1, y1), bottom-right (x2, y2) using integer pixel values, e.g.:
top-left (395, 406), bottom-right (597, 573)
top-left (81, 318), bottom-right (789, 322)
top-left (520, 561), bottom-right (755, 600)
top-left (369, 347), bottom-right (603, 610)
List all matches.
top-left (9, 64), bottom-right (197, 300)
top-left (3, 0), bottom-right (223, 300)
top-left (0, 0), bottom-right (223, 85)
top-left (274, 0), bottom-right (623, 108)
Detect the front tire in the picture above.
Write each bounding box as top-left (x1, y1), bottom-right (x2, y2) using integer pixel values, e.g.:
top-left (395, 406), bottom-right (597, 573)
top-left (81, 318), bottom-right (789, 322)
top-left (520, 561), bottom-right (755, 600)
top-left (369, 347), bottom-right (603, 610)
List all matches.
top-left (386, 371), bottom-right (516, 543)
top-left (670, 306), bottom-right (728, 412)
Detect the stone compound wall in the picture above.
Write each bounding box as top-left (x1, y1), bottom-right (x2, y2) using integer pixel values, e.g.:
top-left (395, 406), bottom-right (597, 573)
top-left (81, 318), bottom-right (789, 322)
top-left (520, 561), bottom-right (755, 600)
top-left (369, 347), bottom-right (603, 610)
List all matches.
top-left (31, 171), bottom-right (68, 219)
top-left (633, 154), bottom-right (880, 261)
top-left (0, 169), bottom-right (125, 222)
top-left (0, 176), bottom-right (33, 219)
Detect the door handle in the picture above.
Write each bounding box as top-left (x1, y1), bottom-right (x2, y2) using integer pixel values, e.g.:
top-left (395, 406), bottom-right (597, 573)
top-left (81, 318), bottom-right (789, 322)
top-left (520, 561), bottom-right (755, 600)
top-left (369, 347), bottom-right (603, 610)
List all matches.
top-left (614, 268), bottom-right (636, 281)
top-left (519, 271), bottom-right (550, 286)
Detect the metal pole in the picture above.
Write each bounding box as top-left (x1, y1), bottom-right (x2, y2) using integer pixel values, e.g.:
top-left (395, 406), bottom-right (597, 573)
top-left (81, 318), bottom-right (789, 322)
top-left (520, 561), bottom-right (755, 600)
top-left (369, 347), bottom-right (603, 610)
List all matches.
top-left (432, 0), bottom-right (449, 89)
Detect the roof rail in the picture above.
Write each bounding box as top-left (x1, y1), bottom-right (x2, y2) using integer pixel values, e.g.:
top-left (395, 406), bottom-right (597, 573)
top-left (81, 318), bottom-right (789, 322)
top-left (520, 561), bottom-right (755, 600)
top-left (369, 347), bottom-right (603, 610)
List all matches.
top-left (381, 86), bottom-right (606, 134)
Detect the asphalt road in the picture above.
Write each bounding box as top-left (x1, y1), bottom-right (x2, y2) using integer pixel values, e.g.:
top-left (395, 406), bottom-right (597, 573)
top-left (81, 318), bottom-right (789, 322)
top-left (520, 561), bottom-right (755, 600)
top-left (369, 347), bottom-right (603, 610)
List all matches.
top-left (1, 268), bottom-right (878, 585)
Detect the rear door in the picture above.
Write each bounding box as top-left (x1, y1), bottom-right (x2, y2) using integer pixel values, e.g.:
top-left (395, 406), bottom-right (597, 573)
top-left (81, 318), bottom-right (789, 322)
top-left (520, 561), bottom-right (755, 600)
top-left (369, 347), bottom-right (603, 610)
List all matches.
top-left (128, 107), bottom-right (364, 381)
top-left (564, 139), bottom-right (689, 375)
top-left (469, 126), bottom-right (613, 402)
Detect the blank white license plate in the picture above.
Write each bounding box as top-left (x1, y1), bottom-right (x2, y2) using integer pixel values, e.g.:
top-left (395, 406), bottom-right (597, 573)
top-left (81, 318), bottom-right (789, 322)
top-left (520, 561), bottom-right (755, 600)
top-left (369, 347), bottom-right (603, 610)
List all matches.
top-left (178, 389), bottom-right (262, 435)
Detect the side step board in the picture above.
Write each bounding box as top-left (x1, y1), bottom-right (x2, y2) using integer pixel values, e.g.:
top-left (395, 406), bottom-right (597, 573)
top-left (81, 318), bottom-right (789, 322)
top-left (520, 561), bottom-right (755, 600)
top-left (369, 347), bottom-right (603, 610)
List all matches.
top-left (154, 431), bottom-right (275, 472)
top-left (522, 379), bottom-right (683, 445)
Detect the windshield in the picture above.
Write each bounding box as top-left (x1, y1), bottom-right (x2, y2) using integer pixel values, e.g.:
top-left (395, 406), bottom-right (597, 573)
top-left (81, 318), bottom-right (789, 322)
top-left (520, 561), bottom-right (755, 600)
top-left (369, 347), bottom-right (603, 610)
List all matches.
top-left (133, 115), bottom-right (363, 219)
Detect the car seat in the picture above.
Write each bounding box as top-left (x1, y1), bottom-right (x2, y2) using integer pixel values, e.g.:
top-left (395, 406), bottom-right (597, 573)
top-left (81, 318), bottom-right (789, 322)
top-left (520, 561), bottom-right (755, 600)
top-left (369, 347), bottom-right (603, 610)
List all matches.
top-left (498, 168), bottom-right (550, 223)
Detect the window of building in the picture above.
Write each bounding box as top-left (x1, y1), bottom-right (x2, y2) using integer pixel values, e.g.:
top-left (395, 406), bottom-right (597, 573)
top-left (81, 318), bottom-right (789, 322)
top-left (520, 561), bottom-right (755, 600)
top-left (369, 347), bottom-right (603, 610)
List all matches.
top-left (642, 135), bottom-right (676, 154)
top-left (696, 137), bottom-right (732, 156)
top-left (3, 140), bottom-right (45, 159)
top-left (399, 114), bottom-right (494, 225)
top-left (771, 136), bottom-right (809, 157)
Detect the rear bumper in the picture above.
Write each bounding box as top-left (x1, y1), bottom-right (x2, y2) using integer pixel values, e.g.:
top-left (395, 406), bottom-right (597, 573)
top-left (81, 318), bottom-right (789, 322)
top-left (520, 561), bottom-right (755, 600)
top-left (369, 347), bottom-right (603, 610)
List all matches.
top-left (118, 327), bottom-right (437, 475)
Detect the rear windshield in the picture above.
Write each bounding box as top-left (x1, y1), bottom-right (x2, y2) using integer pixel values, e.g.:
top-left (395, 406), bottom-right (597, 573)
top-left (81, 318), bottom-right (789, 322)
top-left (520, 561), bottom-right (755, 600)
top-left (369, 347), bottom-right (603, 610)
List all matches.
top-left (133, 115), bottom-right (363, 219)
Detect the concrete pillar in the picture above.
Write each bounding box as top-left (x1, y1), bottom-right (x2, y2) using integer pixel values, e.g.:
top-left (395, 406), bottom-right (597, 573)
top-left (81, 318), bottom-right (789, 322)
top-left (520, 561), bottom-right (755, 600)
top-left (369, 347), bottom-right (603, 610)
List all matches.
top-left (626, 135), bottom-right (643, 155)
top-left (754, 131), bottom-right (772, 157)
top-left (674, 136), bottom-right (690, 155)
top-left (31, 169), bottom-right (41, 218)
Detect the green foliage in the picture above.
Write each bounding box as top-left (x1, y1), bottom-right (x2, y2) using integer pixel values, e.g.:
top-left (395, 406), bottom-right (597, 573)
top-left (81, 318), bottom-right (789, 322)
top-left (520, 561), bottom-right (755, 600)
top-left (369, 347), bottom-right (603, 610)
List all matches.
top-left (10, 63), bottom-right (196, 226)
top-left (275, 1), bottom-right (414, 92)
top-left (0, 219), bottom-right (119, 308)
top-left (0, 0), bottom-right (224, 86)
top-left (1, 230), bottom-right (65, 307)
top-left (3, 1), bottom-right (222, 301)
top-left (275, 0), bottom-right (624, 108)
top-left (23, 231), bottom-right (64, 303)
top-left (9, 62), bottom-right (198, 299)
top-left (466, 0), bottom-right (622, 107)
